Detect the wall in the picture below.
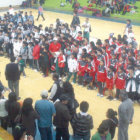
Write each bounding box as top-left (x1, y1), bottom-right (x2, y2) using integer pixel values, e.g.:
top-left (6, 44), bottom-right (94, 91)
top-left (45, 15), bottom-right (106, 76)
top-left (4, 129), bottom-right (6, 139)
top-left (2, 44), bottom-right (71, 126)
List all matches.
top-left (0, 0), bottom-right (24, 7)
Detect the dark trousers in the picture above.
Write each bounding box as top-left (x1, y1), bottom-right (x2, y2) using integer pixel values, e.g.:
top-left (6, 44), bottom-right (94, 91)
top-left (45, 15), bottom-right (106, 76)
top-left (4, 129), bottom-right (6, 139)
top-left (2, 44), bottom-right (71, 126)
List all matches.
top-left (59, 67), bottom-right (64, 77)
top-left (37, 14), bottom-right (45, 20)
top-left (8, 80), bottom-right (19, 98)
top-left (78, 76), bottom-right (83, 85)
top-left (56, 127), bottom-right (69, 140)
top-left (39, 127), bottom-right (52, 140)
top-left (29, 59), bottom-right (33, 68)
top-left (97, 81), bottom-right (104, 95)
top-left (0, 116), bottom-right (8, 130)
top-left (116, 89), bottom-right (121, 99)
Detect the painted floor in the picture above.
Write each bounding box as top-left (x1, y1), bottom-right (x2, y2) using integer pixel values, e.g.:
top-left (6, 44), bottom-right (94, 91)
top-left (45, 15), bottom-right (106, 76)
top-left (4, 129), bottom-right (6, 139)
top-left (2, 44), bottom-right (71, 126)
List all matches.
top-left (0, 9), bottom-right (140, 140)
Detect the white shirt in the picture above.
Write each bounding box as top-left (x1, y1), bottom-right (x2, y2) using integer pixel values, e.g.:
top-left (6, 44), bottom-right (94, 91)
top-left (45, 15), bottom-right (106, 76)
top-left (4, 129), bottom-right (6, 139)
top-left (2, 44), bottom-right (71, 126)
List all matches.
top-left (68, 58), bottom-right (78, 73)
top-left (0, 98), bottom-right (8, 117)
top-left (82, 22), bottom-right (91, 32)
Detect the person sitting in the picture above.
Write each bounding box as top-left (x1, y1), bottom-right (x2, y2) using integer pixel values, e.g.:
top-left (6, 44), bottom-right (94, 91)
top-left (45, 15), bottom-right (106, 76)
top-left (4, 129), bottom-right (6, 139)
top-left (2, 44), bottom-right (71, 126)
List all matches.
top-left (102, 4), bottom-right (111, 17)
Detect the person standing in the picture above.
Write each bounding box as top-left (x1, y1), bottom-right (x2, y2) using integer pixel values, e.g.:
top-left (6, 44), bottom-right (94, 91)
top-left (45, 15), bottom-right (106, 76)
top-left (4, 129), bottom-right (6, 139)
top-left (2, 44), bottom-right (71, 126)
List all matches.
top-left (82, 18), bottom-right (91, 41)
top-left (53, 95), bottom-right (71, 140)
top-left (118, 90), bottom-right (134, 140)
top-left (49, 73), bottom-right (63, 102)
top-left (33, 40), bottom-right (40, 71)
top-left (5, 57), bottom-right (20, 99)
top-left (71, 13), bottom-right (80, 27)
top-left (35, 90), bottom-right (56, 140)
top-left (37, 4), bottom-right (45, 21)
top-left (72, 101), bottom-right (93, 140)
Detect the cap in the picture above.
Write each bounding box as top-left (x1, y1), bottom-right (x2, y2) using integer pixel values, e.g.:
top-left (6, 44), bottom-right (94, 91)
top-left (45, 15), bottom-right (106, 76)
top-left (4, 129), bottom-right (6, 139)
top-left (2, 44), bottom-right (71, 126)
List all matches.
top-left (41, 90), bottom-right (48, 98)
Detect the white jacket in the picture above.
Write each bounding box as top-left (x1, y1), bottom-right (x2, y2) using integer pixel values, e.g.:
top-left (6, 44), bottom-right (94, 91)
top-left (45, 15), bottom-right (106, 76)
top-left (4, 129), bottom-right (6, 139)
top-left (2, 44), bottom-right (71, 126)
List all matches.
top-left (68, 58), bottom-right (78, 73)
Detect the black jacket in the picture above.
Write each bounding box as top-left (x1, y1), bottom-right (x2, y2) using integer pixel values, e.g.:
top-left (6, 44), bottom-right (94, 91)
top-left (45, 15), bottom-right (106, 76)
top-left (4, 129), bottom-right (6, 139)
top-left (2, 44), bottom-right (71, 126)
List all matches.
top-left (72, 112), bottom-right (93, 136)
top-left (5, 63), bottom-right (20, 81)
top-left (71, 16), bottom-right (80, 26)
top-left (53, 101), bottom-right (71, 128)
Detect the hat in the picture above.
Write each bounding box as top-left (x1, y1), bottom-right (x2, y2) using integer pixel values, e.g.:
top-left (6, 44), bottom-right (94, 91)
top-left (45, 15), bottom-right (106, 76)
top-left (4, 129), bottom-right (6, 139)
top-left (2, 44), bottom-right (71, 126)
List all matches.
top-left (53, 37), bottom-right (58, 41)
top-left (41, 90), bottom-right (48, 98)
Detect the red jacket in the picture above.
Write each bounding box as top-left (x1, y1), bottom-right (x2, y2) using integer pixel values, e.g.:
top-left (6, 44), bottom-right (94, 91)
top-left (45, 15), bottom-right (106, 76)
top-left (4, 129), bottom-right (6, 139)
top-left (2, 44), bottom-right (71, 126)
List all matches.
top-left (77, 61), bottom-right (87, 76)
top-left (33, 45), bottom-right (40, 60)
top-left (58, 54), bottom-right (65, 68)
top-left (49, 42), bottom-right (61, 53)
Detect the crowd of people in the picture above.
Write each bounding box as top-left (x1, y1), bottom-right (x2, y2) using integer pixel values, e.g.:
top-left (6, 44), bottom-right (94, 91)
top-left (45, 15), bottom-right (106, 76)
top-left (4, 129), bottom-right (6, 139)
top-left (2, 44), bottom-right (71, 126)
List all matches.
top-left (0, 8), bottom-right (136, 140)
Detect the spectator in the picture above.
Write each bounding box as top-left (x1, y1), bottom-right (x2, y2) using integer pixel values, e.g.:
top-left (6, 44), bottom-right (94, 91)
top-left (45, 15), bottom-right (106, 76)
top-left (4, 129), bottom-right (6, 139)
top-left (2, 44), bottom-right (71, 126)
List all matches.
top-left (49, 73), bottom-right (63, 102)
top-left (0, 91), bottom-right (8, 130)
top-left (5, 92), bottom-right (21, 134)
top-left (91, 120), bottom-right (111, 140)
top-left (72, 101), bottom-right (93, 140)
top-left (21, 98), bottom-right (39, 139)
top-left (35, 90), bottom-right (56, 140)
top-left (53, 95), bottom-right (71, 140)
top-left (5, 56), bottom-right (20, 100)
top-left (106, 109), bottom-right (118, 139)
top-left (118, 91), bottom-right (134, 140)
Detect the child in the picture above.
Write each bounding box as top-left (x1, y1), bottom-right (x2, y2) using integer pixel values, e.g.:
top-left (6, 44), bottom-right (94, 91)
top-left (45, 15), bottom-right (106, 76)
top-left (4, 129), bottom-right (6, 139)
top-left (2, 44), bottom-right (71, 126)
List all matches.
top-left (77, 55), bottom-right (87, 85)
top-left (97, 60), bottom-right (106, 97)
top-left (58, 50), bottom-right (66, 78)
top-left (36, 4), bottom-right (45, 21)
top-left (28, 42), bottom-right (34, 69)
top-left (72, 101), bottom-right (93, 140)
top-left (126, 67), bottom-right (136, 101)
top-left (115, 66), bottom-right (126, 100)
top-left (18, 55), bottom-right (26, 77)
top-left (83, 56), bottom-right (94, 90)
top-left (106, 66), bottom-right (116, 100)
top-left (67, 53), bottom-right (78, 84)
top-left (106, 109), bottom-right (118, 139)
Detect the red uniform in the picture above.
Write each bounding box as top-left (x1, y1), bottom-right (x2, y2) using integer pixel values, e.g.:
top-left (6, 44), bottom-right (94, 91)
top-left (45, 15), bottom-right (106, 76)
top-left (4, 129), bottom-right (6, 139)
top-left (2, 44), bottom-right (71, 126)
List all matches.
top-left (58, 54), bottom-right (65, 68)
top-left (106, 71), bottom-right (114, 90)
top-left (97, 65), bottom-right (106, 82)
top-left (115, 72), bottom-right (126, 89)
top-left (77, 61), bottom-right (87, 76)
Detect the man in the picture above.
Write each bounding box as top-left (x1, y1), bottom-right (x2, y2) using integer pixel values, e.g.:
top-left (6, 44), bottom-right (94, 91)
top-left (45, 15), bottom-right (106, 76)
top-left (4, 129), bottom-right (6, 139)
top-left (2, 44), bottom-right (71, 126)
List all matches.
top-left (35, 90), bottom-right (56, 140)
top-left (5, 56), bottom-right (20, 99)
top-left (49, 73), bottom-right (63, 102)
top-left (71, 13), bottom-right (80, 27)
top-left (118, 90), bottom-right (134, 140)
top-left (72, 101), bottom-right (93, 140)
top-left (53, 95), bottom-right (71, 140)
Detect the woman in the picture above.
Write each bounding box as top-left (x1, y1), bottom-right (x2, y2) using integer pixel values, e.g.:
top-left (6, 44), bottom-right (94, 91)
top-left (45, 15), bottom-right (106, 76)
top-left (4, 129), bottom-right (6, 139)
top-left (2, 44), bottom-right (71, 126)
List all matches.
top-left (21, 98), bottom-right (39, 139)
top-left (63, 81), bottom-right (79, 117)
top-left (5, 92), bottom-right (21, 133)
top-left (106, 109), bottom-right (118, 139)
top-left (91, 120), bottom-right (111, 140)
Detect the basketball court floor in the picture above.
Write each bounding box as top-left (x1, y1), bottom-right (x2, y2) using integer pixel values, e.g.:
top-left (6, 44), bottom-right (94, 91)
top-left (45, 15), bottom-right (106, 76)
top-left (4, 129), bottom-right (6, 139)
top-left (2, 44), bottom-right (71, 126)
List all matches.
top-left (0, 9), bottom-right (140, 140)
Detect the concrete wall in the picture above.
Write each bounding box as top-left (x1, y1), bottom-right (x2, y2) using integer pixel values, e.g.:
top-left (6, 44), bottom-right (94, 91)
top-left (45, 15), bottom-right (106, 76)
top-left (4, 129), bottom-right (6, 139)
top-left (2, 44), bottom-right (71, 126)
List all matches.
top-left (0, 0), bottom-right (24, 7)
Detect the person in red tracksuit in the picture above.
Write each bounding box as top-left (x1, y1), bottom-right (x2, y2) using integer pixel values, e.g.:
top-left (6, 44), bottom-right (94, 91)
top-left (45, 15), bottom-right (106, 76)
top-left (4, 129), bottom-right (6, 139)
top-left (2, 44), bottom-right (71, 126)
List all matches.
top-left (33, 40), bottom-right (40, 71)
top-left (106, 66), bottom-right (116, 100)
top-left (77, 56), bottom-right (87, 85)
top-left (58, 50), bottom-right (66, 78)
top-left (115, 66), bottom-right (126, 100)
top-left (97, 60), bottom-right (106, 97)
